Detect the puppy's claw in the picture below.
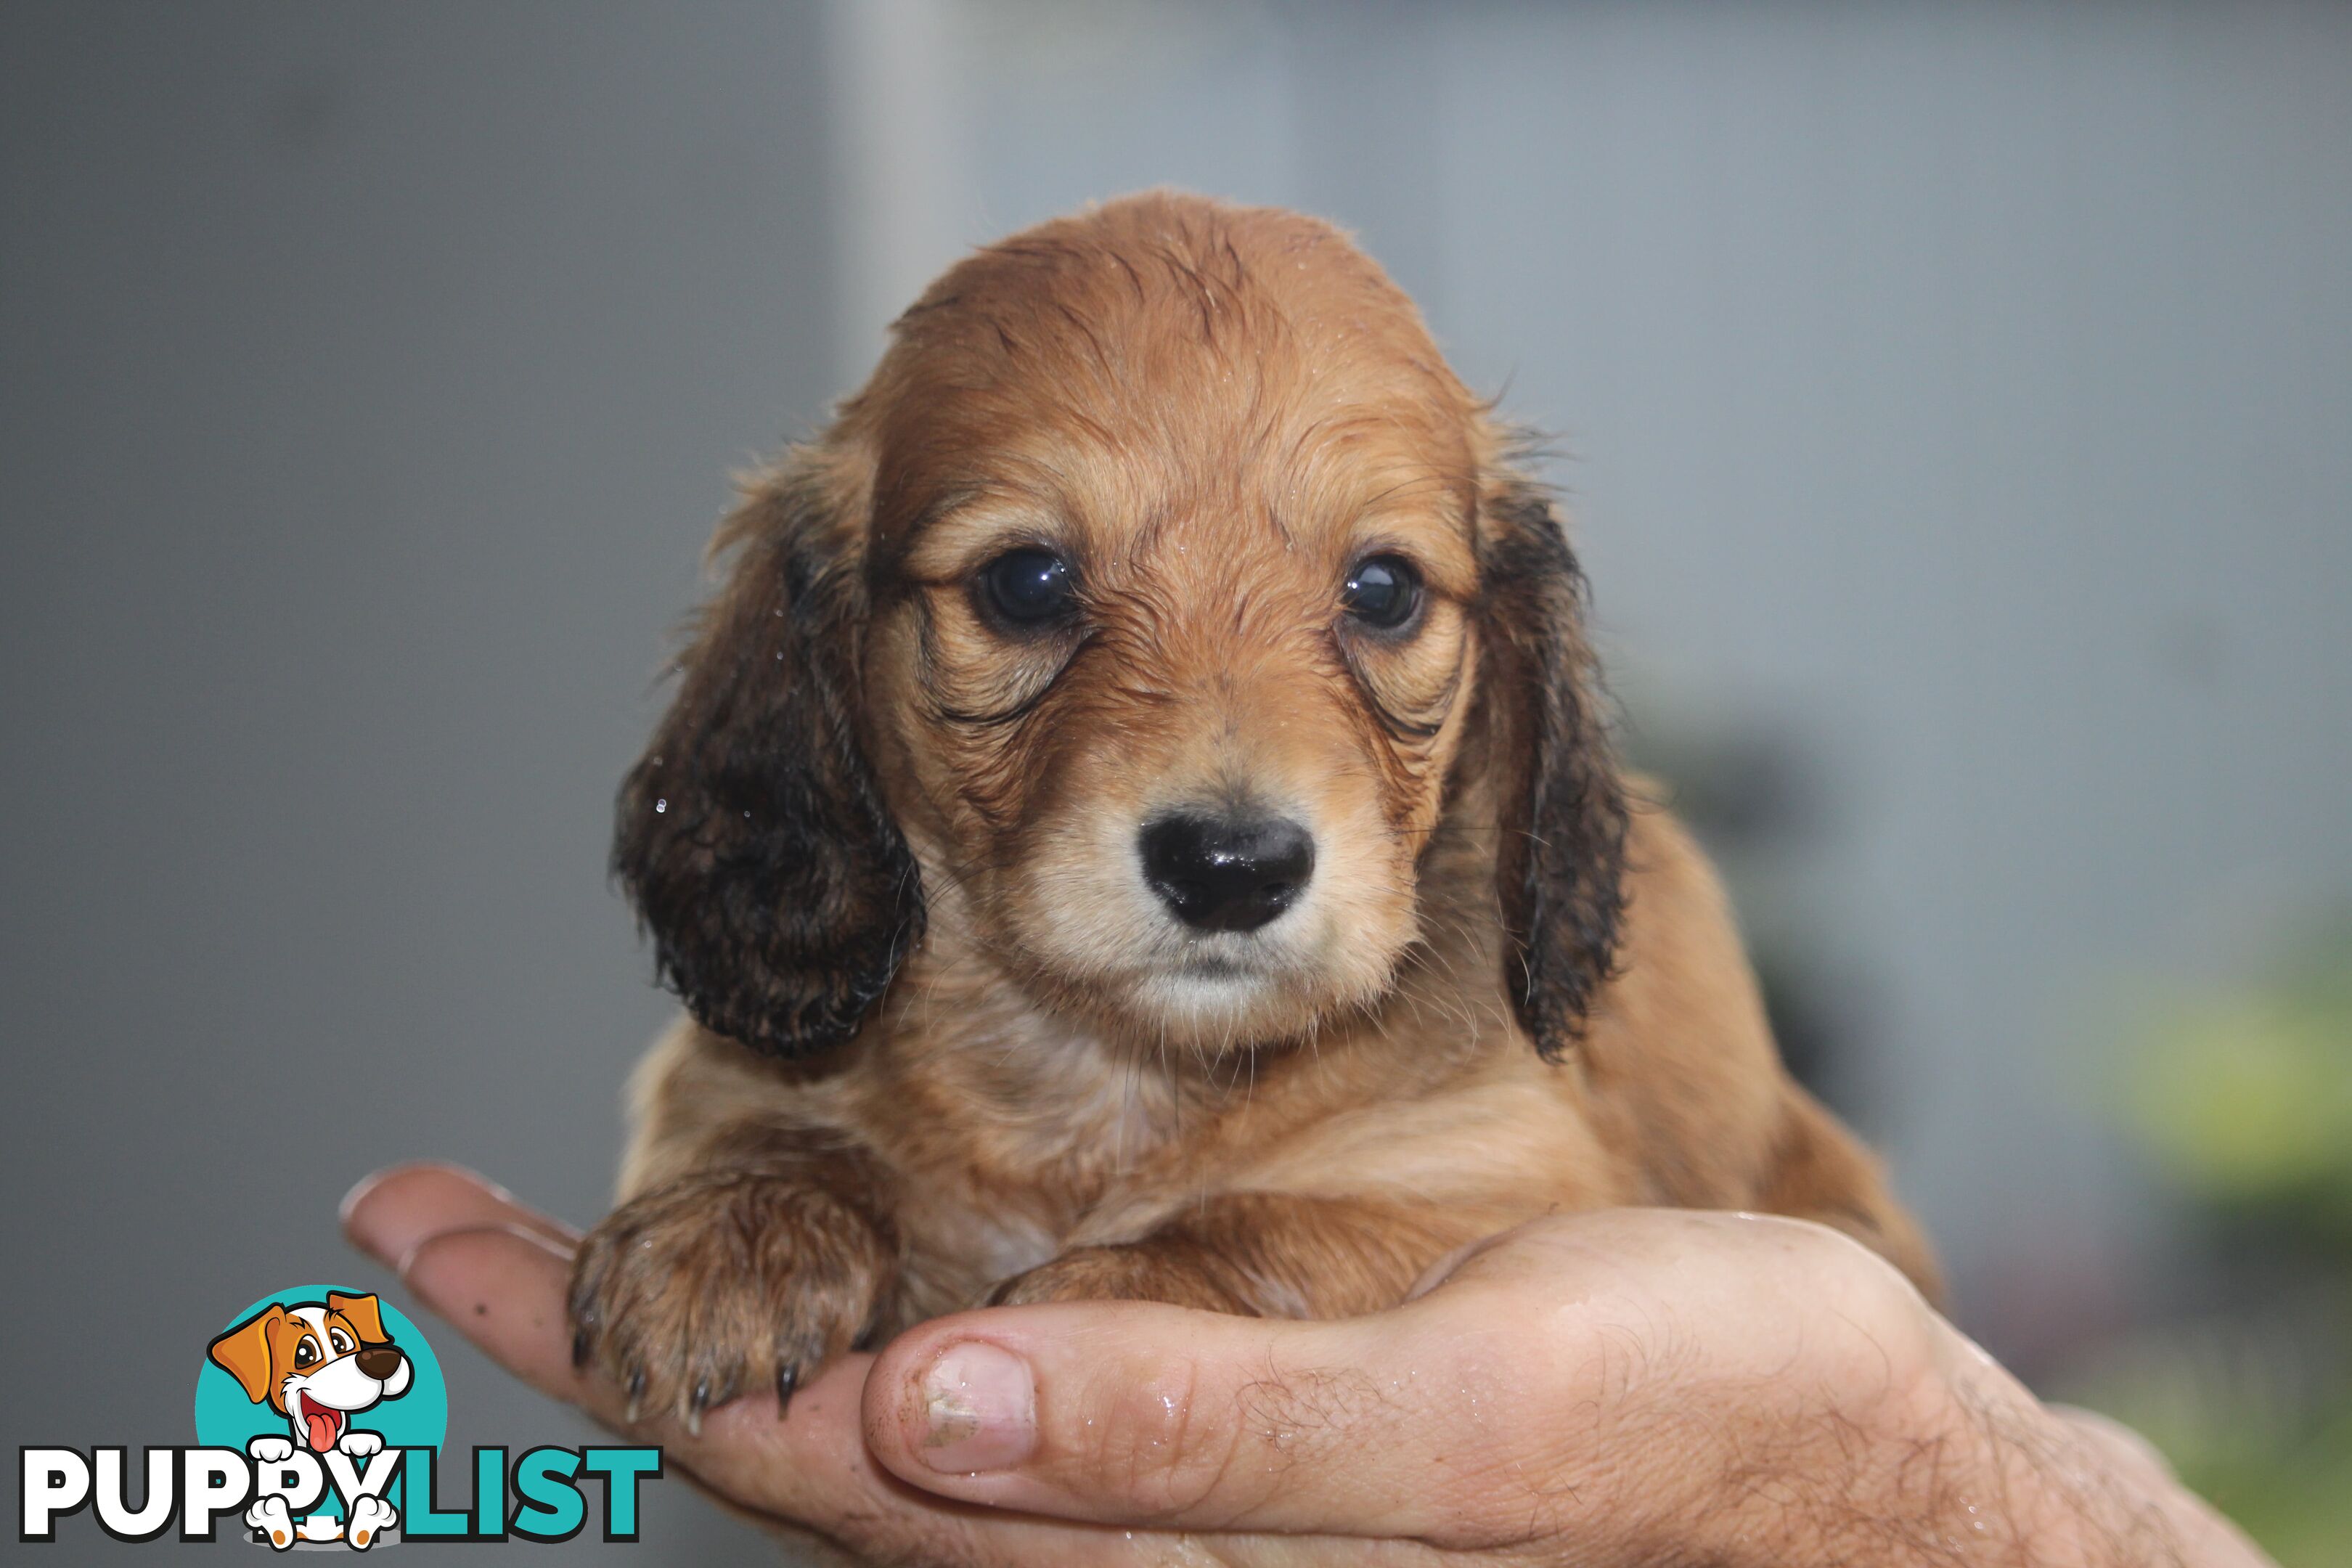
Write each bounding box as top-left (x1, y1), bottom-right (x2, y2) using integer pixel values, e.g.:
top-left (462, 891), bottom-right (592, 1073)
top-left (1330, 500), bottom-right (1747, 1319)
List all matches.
top-left (568, 1167), bottom-right (894, 1444)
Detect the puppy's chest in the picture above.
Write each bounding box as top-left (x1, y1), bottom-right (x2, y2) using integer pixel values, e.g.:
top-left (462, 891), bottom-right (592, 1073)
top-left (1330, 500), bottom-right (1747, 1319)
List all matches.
top-left (872, 1048), bottom-right (1222, 1281)
top-left (883, 1124), bottom-right (1188, 1317)
top-left (893, 1147), bottom-right (1257, 1321)
top-left (883, 1018), bottom-right (1185, 1169)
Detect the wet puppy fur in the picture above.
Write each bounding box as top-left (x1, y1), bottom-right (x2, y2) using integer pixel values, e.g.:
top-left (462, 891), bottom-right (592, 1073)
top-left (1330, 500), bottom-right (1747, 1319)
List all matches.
top-left (569, 192), bottom-right (1937, 1428)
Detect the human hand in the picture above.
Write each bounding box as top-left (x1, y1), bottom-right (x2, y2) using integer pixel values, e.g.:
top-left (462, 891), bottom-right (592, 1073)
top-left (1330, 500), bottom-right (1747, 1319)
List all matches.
top-left (343, 1164), bottom-right (2271, 1567)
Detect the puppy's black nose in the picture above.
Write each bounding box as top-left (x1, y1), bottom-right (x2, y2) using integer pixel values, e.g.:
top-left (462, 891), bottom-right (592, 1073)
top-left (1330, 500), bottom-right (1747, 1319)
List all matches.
top-left (1140, 813), bottom-right (1315, 933)
top-left (356, 1347), bottom-right (403, 1381)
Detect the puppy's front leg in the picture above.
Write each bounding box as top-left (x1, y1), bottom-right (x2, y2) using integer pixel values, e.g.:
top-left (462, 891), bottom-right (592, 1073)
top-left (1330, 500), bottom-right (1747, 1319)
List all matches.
top-left (992, 1193), bottom-right (1494, 1319)
top-left (568, 1118), bottom-right (899, 1429)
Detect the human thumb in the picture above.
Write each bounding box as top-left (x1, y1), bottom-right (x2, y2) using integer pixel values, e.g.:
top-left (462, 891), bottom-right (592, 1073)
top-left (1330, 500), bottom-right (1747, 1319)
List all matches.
top-left (860, 1293), bottom-right (1533, 1542)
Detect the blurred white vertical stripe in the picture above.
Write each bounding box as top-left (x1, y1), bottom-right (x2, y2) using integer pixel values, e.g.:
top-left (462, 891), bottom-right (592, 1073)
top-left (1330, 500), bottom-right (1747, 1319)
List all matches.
top-left (820, 0), bottom-right (968, 391)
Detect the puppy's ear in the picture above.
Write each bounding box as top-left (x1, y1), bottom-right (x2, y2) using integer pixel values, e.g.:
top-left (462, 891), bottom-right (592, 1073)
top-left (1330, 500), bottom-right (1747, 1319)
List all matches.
top-left (614, 451), bottom-right (923, 1056)
top-left (1479, 467), bottom-right (1630, 1060)
top-left (325, 1291), bottom-right (388, 1344)
top-left (208, 1304), bottom-right (286, 1406)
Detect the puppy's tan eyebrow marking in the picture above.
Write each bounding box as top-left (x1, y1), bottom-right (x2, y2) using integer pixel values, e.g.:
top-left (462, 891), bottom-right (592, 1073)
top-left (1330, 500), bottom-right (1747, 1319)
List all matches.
top-left (893, 489), bottom-right (1082, 584)
top-left (882, 487), bottom-right (989, 575)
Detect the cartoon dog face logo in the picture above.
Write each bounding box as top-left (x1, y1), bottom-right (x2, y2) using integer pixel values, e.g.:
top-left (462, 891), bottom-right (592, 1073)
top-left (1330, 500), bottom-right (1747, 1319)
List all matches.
top-left (207, 1291), bottom-right (413, 1453)
top-left (203, 1291), bottom-right (415, 1551)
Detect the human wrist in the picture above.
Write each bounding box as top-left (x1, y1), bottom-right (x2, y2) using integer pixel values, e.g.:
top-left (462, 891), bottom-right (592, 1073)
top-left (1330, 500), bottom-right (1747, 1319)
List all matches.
top-left (1688, 1317), bottom-right (2188, 1568)
top-left (1814, 1326), bottom-right (2205, 1568)
top-left (1919, 1363), bottom-right (2163, 1567)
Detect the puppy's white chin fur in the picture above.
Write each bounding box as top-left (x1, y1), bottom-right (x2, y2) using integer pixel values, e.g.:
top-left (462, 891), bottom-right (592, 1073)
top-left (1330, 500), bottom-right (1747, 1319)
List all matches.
top-left (1111, 956), bottom-right (1370, 1054)
top-left (1139, 966), bottom-right (1275, 1021)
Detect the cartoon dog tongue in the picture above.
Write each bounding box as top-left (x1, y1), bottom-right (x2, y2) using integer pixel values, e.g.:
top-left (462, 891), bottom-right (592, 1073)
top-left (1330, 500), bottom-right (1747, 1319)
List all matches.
top-left (298, 1392), bottom-right (343, 1452)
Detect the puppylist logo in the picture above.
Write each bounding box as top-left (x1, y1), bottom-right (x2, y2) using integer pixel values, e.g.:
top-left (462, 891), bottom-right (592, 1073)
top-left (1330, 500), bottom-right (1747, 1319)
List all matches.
top-left (20, 1283), bottom-right (661, 1549)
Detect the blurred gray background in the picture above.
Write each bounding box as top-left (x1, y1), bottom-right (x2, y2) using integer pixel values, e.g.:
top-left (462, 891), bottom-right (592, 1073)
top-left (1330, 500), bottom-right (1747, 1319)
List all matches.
top-left (6, 1), bottom-right (2348, 1561)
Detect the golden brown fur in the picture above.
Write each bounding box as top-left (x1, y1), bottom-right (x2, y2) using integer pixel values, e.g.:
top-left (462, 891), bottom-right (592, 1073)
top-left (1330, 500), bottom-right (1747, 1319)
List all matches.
top-left (568, 192), bottom-right (1937, 1426)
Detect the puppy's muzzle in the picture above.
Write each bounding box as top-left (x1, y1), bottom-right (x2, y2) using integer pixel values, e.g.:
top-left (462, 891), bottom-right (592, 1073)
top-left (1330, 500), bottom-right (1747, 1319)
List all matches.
top-left (1140, 812), bottom-right (1315, 933)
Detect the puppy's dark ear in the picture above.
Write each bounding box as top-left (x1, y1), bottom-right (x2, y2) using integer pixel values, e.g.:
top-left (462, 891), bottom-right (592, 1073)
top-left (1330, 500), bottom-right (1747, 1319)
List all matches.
top-left (1479, 469), bottom-right (1630, 1060)
top-left (613, 453), bottom-right (922, 1055)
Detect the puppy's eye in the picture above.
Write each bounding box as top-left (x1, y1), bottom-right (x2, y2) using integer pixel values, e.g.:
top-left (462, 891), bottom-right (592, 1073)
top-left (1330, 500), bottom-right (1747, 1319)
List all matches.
top-left (292, 1339), bottom-right (318, 1368)
top-left (979, 547), bottom-right (1078, 628)
top-left (1342, 555), bottom-right (1422, 631)
top-left (329, 1329), bottom-right (354, 1354)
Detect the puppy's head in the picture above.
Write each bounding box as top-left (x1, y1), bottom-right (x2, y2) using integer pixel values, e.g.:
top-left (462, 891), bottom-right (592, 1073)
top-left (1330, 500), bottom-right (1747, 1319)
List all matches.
top-left (617, 194), bottom-right (1624, 1059)
top-left (207, 1292), bottom-right (413, 1449)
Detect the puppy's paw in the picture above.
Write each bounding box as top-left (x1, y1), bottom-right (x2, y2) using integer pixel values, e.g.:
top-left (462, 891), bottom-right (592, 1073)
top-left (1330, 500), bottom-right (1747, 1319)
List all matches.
top-left (347, 1495), bottom-right (396, 1550)
top-left (568, 1169), bottom-right (894, 1430)
top-left (245, 1435), bottom-right (295, 1465)
top-left (336, 1429), bottom-right (383, 1458)
top-left (988, 1243), bottom-right (1251, 1313)
top-left (245, 1495), bottom-right (295, 1551)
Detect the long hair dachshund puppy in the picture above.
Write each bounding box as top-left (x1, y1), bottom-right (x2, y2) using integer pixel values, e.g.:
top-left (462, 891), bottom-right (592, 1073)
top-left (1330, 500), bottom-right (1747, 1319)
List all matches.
top-left (569, 192), bottom-right (1937, 1427)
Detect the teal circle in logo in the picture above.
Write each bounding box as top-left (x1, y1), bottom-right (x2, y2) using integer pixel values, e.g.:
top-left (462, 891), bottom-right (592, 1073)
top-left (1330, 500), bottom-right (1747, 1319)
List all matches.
top-left (195, 1284), bottom-right (448, 1520)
